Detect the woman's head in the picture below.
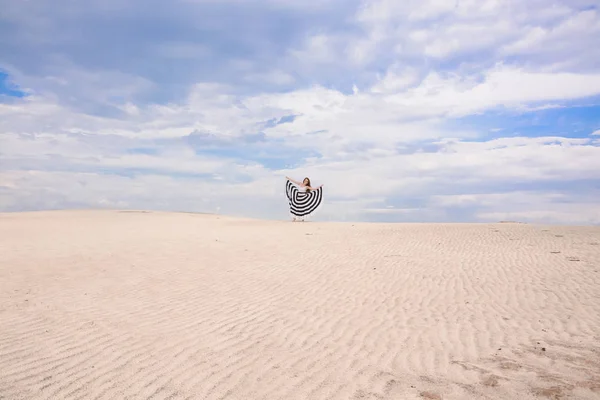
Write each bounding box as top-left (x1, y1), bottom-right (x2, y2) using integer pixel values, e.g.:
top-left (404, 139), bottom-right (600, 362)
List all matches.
top-left (303, 177), bottom-right (311, 187)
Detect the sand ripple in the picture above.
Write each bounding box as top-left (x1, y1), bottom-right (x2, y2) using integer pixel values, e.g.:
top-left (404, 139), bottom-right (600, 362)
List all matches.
top-left (1, 211), bottom-right (599, 399)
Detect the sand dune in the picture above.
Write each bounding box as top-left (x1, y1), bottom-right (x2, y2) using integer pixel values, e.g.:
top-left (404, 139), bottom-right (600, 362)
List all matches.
top-left (1, 210), bottom-right (599, 399)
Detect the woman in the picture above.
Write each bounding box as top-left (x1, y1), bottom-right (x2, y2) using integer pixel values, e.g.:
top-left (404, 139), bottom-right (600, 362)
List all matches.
top-left (285, 176), bottom-right (324, 222)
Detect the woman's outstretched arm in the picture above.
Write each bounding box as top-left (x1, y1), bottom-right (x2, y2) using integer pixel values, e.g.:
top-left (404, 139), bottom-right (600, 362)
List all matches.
top-left (286, 176), bottom-right (302, 185)
top-left (307, 184), bottom-right (324, 190)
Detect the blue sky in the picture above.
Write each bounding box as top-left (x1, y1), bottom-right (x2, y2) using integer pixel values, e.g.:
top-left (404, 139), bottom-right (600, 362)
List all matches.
top-left (0, 72), bottom-right (26, 97)
top-left (1, 0), bottom-right (600, 223)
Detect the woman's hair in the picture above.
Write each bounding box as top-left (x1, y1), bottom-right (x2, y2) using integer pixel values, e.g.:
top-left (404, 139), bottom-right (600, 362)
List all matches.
top-left (303, 177), bottom-right (311, 192)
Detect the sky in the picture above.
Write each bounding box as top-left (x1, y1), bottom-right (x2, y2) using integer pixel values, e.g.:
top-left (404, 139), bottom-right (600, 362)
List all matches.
top-left (1, 0), bottom-right (600, 224)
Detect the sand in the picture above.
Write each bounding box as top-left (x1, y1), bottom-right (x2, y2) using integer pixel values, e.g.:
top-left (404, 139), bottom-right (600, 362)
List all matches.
top-left (1, 210), bottom-right (599, 400)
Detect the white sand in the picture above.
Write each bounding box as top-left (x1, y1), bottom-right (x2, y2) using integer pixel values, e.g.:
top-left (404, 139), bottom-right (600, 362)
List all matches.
top-left (1, 210), bottom-right (599, 400)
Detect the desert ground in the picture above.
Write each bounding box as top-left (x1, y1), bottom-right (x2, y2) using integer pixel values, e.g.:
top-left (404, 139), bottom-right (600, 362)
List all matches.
top-left (1, 210), bottom-right (599, 399)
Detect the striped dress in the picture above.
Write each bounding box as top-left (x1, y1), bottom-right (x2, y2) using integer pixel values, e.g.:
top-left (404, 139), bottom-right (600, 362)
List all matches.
top-left (285, 180), bottom-right (323, 219)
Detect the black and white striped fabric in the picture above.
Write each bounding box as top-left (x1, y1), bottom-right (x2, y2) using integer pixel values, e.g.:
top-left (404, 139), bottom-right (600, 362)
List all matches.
top-left (286, 180), bottom-right (323, 218)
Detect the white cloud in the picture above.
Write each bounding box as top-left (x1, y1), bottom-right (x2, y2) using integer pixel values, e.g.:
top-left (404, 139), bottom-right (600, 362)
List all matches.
top-left (288, 34), bottom-right (341, 66)
top-left (501, 9), bottom-right (600, 55)
top-left (348, 0), bottom-right (600, 72)
top-left (371, 65), bottom-right (422, 93)
top-left (4, 64), bottom-right (600, 150)
top-left (384, 66), bottom-right (600, 117)
top-left (4, 128), bottom-right (599, 222)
